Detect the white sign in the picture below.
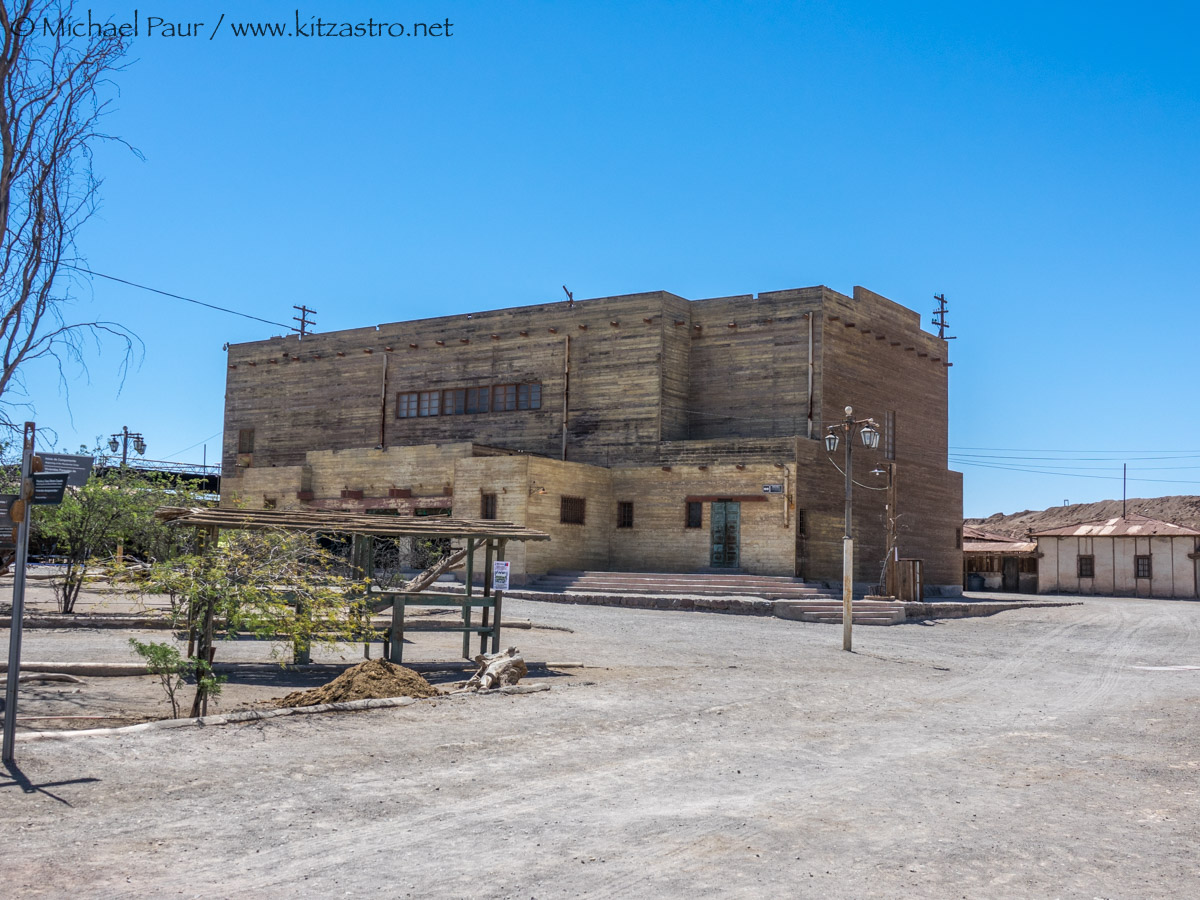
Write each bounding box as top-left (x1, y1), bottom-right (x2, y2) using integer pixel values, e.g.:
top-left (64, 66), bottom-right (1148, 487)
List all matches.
top-left (762, 483), bottom-right (784, 494)
top-left (492, 560), bottom-right (511, 592)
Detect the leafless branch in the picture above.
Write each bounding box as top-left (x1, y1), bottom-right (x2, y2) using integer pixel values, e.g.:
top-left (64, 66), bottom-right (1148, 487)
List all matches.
top-left (0, 1), bottom-right (137, 429)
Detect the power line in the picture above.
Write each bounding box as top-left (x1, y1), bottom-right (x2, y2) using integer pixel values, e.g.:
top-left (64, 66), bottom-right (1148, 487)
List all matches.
top-left (950, 445), bottom-right (1199, 454)
top-left (951, 451), bottom-right (1200, 462)
top-left (68, 266), bottom-right (294, 331)
top-left (162, 429), bottom-right (223, 461)
top-left (950, 458), bottom-right (1200, 485)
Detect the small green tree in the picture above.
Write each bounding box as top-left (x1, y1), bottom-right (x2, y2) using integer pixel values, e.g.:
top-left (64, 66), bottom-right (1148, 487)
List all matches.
top-left (149, 528), bottom-right (369, 717)
top-left (126, 637), bottom-right (224, 718)
top-left (34, 463), bottom-right (201, 613)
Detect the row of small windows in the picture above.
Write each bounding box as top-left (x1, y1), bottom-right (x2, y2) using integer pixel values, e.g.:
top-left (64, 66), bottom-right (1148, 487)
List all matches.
top-left (1077, 555), bottom-right (1153, 579)
top-left (397, 383), bottom-right (542, 419)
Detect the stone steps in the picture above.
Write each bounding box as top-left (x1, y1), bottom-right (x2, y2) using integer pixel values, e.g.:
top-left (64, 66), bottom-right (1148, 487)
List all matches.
top-left (532, 570), bottom-right (842, 601)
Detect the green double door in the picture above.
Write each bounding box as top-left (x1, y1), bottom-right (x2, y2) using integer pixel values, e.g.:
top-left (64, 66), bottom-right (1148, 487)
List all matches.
top-left (710, 501), bottom-right (740, 568)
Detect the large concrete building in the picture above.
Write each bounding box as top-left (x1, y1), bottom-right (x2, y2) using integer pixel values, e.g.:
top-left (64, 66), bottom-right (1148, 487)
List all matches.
top-left (220, 284), bottom-right (963, 591)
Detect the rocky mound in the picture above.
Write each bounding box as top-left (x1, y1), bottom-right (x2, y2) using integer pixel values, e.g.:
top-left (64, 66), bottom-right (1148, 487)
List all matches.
top-left (966, 494), bottom-right (1200, 539)
top-left (276, 658), bottom-right (440, 707)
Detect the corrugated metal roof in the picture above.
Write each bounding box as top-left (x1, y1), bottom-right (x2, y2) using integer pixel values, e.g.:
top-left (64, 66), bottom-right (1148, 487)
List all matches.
top-left (963, 525), bottom-right (1023, 542)
top-left (1032, 513), bottom-right (1200, 538)
top-left (963, 540), bottom-right (1038, 554)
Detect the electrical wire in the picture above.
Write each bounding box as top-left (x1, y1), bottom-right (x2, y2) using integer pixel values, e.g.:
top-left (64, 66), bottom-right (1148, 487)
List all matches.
top-left (161, 430), bottom-right (223, 461)
top-left (949, 458), bottom-right (1200, 485)
top-left (67, 266), bottom-right (295, 331)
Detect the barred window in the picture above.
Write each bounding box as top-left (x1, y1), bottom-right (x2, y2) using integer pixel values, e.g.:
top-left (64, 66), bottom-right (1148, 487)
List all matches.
top-left (1078, 555), bottom-right (1095, 578)
top-left (686, 501), bottom-right (703, 529)
top-left (442, 388), bottom-right (466, 416)
top-left (481, 492), bottom-right (497, 520)
top-left (518, 383), bottom-right (542, 410)
top-left (397, 392), bottom-right (419, 418)
top-left (238, 428), bottom-right (255, 454)
top-left (492, 384), bottom-right (517, 411)
top-left (1135, 555), bottom-right (1151, 579)
top-left (418, 390), bottom-right (440, 417)
top-left (797, 508), bottom-right (807, 536)
top-left (617, 501), bottom-right (634, 529)
top-left (466, 386), bottom-right (490, 414)
top-left (560, 496), bottom-right (586, 525)
top-left (885, 410), bottom-right (896, 460)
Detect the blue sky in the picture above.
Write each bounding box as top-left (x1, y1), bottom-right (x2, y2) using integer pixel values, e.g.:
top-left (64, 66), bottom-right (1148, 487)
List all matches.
top-left (23, 1), bottom-right (1200, 517)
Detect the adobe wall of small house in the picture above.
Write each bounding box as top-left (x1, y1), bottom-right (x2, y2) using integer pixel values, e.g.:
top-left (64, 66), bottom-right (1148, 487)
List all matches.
top-left (451, 455), bottom-right (533, 581)
top-left (608, 462), bottom-right (795, 575)
top-left (1038, 535), bottom-right (1200, 598)
top-left (220, 443), bottom-right (475, 512)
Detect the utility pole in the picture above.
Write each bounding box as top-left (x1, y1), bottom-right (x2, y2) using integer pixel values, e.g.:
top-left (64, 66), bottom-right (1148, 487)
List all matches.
top-left (293, 305), bottom-right (317, 340)
top-left (932, 293), bottom-right (956, 342)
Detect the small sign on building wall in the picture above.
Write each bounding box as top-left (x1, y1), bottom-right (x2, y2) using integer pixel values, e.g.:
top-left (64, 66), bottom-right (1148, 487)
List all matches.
top-left (492, 560), bottom-right (511, 592)
top-left (762, 483), bottom-right (784, 494)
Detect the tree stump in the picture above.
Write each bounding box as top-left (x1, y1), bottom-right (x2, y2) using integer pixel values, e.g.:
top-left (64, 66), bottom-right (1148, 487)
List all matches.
top-left (462, 647), bottom-right (527, 691)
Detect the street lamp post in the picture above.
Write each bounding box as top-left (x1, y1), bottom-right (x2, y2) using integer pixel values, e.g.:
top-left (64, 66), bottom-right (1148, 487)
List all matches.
top-left (108, 426), bottom-right (147, 467)
top-left (824, 406), bottom-right (880, 651)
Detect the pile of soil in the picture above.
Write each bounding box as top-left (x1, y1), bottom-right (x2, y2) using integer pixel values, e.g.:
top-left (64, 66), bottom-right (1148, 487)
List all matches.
top-left (276, 659), bottom-right (440, 707)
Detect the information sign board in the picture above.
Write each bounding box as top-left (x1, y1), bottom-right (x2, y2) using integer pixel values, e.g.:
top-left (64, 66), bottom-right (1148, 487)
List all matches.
top-left (492, 560), bottom-right (511, 592)
top-left (32, 473), bottom-right (69, 505)
top-left (40, 453), bottom-right (94, 487)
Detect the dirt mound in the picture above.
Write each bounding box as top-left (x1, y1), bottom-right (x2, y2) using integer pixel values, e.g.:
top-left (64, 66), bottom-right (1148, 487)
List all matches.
top-left (276, 659), bottom-right (440, 707)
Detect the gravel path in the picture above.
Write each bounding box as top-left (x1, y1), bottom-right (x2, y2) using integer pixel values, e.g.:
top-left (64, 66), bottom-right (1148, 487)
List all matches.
top-left (3, 595), bottom-right (1199, 898)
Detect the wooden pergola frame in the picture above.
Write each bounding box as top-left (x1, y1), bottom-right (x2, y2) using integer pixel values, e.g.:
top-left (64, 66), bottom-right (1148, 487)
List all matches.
top-left (156, 507), bottom-right (551, 664)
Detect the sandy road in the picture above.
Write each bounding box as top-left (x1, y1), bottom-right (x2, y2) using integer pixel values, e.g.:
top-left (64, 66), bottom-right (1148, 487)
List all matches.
top-left (2, 595), bottom-right (1199, 899)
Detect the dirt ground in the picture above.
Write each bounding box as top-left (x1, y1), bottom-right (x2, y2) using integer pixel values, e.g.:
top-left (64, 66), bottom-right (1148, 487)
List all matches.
top-left (2, 585), bottom-right (1199, 899)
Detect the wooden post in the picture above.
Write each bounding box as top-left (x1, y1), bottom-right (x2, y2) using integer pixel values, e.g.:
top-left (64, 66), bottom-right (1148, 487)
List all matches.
top-left (491, 539), bottom-right (508, 654)
top-left (462, 538), bottom-right (475, 659)
top-left (480, 539), bottom-right (494, 655)
top-left (389, 594), bottom-right (405, 664)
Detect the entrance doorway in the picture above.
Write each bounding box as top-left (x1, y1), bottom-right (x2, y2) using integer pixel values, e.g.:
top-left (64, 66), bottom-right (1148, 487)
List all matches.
top-left (710, 501), bottom-right (740, 568)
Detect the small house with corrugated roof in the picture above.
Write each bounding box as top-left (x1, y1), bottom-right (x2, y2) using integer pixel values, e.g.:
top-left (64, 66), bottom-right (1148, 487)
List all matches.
top-left (1033, 514), bottom-right (1200, 598)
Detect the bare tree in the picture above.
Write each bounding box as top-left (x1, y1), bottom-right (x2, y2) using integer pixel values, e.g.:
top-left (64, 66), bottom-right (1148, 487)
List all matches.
top-left (0, 1), bottom-right (137, 428)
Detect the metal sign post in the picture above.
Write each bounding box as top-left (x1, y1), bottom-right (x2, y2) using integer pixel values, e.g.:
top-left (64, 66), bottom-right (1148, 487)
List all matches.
top-left (3, 422), bottom-right (36, 765)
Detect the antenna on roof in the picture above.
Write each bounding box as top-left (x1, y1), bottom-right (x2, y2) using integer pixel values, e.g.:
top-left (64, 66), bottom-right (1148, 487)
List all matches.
top-left (562, 285), bottom-right (574, 308)
top-left (1123, 463), bottom-right (1127, 518)
top-left (932, 293), bottom-right (955, 341)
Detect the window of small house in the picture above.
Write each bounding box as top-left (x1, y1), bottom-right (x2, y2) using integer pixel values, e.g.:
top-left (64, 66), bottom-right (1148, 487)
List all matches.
top-left (617, 501), bottom-right (634, 529)
top-left (518, 383), bottom-right (542, 410)
top-left (1135, 555), bottom-right (1151, 579)
top-left (396, 392), bottom-right (419, 418)
top-left (560, 496), bottom-right (586, 525)
top-left (1078, 555), bottom-right (1095, 578)
top-left (686, 501), bottom-right (703, 529)
top-left (418, 390), bottom-right (440, 416)
top-left (238, 428), bottom-right (255, 454)
top-left (466, 386), bottom-right (490, 414)
top-left (481, 492), bottom-right (497, 520)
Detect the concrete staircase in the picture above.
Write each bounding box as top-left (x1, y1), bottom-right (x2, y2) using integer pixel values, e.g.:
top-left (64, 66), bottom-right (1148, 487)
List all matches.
top-left (524, 571), bottom-right (906, 625)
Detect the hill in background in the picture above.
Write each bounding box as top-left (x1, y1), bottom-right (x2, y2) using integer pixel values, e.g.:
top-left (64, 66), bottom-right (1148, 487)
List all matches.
top-left (965, 495), bottom-right (1200, 539)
